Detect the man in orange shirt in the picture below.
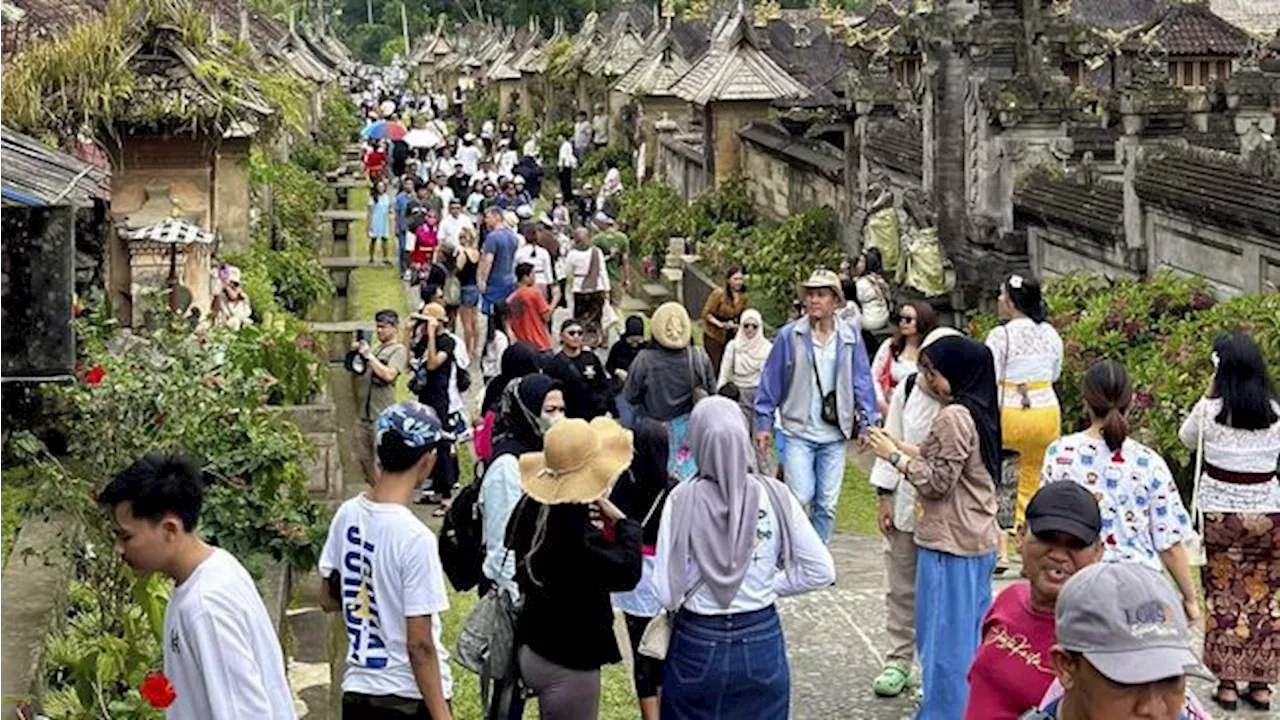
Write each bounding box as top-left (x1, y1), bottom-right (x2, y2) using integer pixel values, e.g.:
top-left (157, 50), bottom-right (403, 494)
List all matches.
top-left (506, 262), bottom-right (552, 351)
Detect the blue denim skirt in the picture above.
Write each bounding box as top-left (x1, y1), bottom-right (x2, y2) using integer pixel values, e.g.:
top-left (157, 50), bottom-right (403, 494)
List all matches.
top-left (660, 605), bottom-right (789, 719)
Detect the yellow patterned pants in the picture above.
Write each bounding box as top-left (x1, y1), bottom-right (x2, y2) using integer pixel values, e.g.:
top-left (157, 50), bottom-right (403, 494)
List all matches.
top-left (1001, 404), bottom-right (1062, 531)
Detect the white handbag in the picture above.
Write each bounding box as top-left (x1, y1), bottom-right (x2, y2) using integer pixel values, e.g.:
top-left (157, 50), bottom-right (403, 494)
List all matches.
top-left (638, 577), bottom-right (703, 660)
top-left (1183, 403), bottom-right (1207, 567)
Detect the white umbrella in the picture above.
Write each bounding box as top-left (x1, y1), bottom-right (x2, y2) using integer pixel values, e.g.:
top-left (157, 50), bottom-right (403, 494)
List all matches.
top-left (403, 128), bottom-right (442, 149)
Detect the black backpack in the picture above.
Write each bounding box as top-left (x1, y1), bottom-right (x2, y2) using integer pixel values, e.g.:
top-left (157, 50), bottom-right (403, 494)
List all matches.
top-left (440, 473), bottom-right (485, 591)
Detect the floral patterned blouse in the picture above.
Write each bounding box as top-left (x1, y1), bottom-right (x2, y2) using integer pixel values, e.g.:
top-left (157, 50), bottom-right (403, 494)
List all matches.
top-left (1040, 432), bottom-right (1191, 571)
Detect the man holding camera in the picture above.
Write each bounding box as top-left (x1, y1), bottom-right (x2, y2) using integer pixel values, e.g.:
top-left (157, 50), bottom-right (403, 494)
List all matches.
top-left (353, 309), bottom-right (408, 484)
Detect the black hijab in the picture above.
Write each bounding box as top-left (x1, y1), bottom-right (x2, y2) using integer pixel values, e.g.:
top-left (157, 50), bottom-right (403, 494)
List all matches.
top-left (481, 341), bottom-right (542, 416)
top-left (492, 374), bottom-right (562, 460)
top-left (605, 315), bottom-right (646, 375)
top-left (921, 336), bottom-right (1002, 484)
top-left (608, 418), bottom-right (674, 545)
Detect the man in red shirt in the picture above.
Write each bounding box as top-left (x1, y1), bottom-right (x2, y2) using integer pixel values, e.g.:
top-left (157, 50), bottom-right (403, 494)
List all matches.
top-left (963, 482), bottom-right (1103, 720)
top-left (506, 262), bottom-right (552, 351)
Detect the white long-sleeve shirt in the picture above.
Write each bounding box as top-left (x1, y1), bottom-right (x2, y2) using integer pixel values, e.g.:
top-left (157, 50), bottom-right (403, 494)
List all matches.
top-left (653, 481), bottom-right (834, 615)
top-left (868, 375), bottom-right (943, 532)
top-left (479, 455), bottom-right (523, 598)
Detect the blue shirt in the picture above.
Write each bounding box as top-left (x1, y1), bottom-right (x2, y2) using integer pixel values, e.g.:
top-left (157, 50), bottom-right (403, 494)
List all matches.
top-left (796, 332), bottom-right (844, 444)
top-left (394, 191), bottom-right (412, 234)
top-left (482, 227), bottom-right (519, 287)
top-left (368, 193), bottom-right (392, 239)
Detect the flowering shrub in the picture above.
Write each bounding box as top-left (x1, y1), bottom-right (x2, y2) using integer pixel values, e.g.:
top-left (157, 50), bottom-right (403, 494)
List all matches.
top-left (969, 272), bottom-right (1280, 493)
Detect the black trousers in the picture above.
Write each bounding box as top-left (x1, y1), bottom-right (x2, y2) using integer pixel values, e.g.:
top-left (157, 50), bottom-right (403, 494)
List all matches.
top-left (342, 692), bottom-right (449, 719)
top-left (558, 167), bottom-right (574, 200)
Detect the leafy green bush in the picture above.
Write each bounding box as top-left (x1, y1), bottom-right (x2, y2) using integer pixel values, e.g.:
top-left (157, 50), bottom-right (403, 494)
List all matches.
top-left (225, 314), bottom-right (326, 405)
top-left (249, 149), bottom-right (334, 243)
top-left (615, 181), bottom-right (689, 260)
top-left (227, 233), bottom-right (334, 320)
top-left (969, 272), bottom-right (1280, 492)
top-left (317, 84), bottom-right (362, 155)
top-left (290, 139), bottom-right (341, 176)
top-left (467, 88), bottom-right (499, 129)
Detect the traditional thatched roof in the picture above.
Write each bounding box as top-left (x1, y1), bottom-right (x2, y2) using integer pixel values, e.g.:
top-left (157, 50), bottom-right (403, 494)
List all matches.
top-left (1, 126), bottom-right (110, 207)
top-left (1211, 0), bottom-right (1280, 38)
top-left (585, 12), bottom-right (648, 76)
top-left (759, 14), bottom-right (855, 108)
top-left (1139, 2), bottom-right (1254, 56)
top-left (614, 23), bottom-right (692, 97)
top-left (1015, 175), bottom-right (1125, 239)
top-left (488, 46), bottom-right (524, 81)
top-left (669, 8), bottom-right (808, 105)
top-left (1, 0), bottom-right (108, 55)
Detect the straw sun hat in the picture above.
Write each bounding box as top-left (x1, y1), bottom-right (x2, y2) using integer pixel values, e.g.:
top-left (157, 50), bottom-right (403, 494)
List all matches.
top-left (519, 417), bottom-right (633, 504)
top-left (650, 302), bottom-right (692, 350)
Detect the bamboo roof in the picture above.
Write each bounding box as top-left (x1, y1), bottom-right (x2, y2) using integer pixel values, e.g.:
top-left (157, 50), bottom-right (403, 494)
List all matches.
top-left (614, 24), bottom-right (692, 97)
top-left (669, 7), bottom-right (808, 105)
top-left (1, 126), bottom-right (110, 207)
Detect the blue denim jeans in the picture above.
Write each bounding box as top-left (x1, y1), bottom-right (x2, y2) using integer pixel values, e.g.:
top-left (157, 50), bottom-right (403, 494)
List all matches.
top-left (914, 547), bottom-right (996, 720)
top-left (780, 434), bottom-right (845, 542)
top-left (661, 606), bottom-right (789, 720)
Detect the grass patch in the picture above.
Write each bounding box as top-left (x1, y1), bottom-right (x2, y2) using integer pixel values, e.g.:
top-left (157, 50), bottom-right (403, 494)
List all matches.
top-left (349, 266), bottom-right (410, 323)
top-left (835, 461), bottom-right (878, 536)
top-left (1, 485), bottom-right (33, 567)
top-left (347, 185), bottom-right (370, 259)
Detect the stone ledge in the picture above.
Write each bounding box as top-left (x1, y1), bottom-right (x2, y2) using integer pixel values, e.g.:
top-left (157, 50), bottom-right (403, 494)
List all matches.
top-left (0, 515), bottom-right (78, 716)
top-left (257, 560), bottom-right (293, 642)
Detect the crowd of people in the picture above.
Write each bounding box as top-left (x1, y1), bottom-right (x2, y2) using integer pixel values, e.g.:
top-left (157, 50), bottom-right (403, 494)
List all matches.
top-left (92, 76), bottom-right (1278, 720)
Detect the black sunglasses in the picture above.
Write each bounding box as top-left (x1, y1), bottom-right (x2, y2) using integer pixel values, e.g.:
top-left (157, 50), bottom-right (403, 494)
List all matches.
top-left (564, 328), bottom-right (584, 336)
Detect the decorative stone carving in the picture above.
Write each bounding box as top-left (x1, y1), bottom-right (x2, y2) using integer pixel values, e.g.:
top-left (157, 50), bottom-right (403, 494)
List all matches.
top-left (792, 24), bottom-right (813, 48)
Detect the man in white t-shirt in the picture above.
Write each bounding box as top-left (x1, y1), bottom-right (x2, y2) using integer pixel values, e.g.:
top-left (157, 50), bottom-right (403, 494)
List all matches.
top-left (457, 134), bottom-right (481, 177)
top-left (438, 199), bottom-right (475, 248)
top-left (516, 229), bottom-right (558, 307)
top-left (320, 401), bottom-right (453, 719)
top-left (100, 454), bottom-right (293, 720)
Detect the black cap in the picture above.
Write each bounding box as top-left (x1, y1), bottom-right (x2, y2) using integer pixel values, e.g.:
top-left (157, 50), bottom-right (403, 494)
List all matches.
top-left (1026, 482), bottom-right (1102, 545)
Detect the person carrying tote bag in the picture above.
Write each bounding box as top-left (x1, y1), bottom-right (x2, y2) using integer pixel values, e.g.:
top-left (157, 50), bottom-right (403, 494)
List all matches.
top-left (651, 397), bottom-right (835, 719)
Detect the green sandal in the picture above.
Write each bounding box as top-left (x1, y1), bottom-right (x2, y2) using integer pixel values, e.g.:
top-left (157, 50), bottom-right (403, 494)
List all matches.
top-left (873, 660), bottom-right (913, 698)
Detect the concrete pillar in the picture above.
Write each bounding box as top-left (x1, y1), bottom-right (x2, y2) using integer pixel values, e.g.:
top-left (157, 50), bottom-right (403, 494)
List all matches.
top-left (213, 138), bottom-right (252, 255)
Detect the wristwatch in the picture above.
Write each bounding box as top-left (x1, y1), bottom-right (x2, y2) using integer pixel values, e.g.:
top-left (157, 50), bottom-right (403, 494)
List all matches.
top-left (887, 451), bottom-right (902, 469)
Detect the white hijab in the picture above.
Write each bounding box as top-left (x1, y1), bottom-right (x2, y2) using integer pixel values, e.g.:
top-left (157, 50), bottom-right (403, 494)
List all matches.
top-left (728, 309), bottom-right (771, 378)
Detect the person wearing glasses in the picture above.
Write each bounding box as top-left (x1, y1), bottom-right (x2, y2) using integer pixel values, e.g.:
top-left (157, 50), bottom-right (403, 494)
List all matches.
top-left (717, 308), bottom-right (773, 473)
top-left (870, 301), bottom-right (938, 420)
top-left (545, 318), bottom-right (610, 420)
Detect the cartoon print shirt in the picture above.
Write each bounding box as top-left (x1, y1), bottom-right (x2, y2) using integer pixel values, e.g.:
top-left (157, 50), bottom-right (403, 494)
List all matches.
top-left (1040, 432), bottom-right (1191, 571)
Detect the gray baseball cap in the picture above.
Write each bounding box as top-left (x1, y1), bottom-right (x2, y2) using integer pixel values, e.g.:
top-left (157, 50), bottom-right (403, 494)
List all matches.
top-left (1056, 563), bottom-right (1213, 685)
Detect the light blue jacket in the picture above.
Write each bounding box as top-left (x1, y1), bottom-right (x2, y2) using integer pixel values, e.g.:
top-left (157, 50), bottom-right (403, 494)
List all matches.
top-left (479, 454), bottom-right (522, 599)
top-left (754, 315), bottom-right (879, 440)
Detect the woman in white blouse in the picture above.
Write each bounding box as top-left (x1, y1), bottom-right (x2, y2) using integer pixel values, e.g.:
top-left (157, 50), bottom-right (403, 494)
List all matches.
top-left (1179, 333), bottom-right (1280, 712)
top-left (985, 274), bottom-right (1063, 565)
top-left (653, 397), bottom-right (835, 719)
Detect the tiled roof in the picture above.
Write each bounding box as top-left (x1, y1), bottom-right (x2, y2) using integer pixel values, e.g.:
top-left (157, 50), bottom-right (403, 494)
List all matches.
top-left (1069, 0), bottom-right (1166, 32)
top-left (1014, 175), bottom-right (1125, 238)
top-left (1134, 146), bottom-right (1280, 235)
top-left (670, 10), bottom-right (809, 105)
top-left (739, 122), bottom-right (844, 178)
top-left (585, 21), bottom-right (647, 76)
top-left (1, 0), bottom-right (107, 55)
top-left (614, 26), bottom-right (692, 96)
top-left (1, 126), bottom-right (110, 207)
top-left (1139, 2), bottom-right (1254, 56)
top-left (864, 120), bottom-right (922, 179)
top-left (1068, 125), bottom-right (1121, 161)
top-left (760, 15), bottom-right (853, 109)
top-left (1210, 0), bottom-right (1280, 37)
top-left (669, 17), bottom-right (712, 60)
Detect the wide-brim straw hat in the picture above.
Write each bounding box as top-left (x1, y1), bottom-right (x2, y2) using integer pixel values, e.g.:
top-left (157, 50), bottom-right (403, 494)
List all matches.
top-left (519, 417), bottom-right (633, 504)
top-left (651, 302), bottom-right (692, 350)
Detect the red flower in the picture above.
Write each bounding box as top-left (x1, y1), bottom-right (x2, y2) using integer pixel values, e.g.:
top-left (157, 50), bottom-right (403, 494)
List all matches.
top-left (139, 671), bottom-right (176, 709)
top-left (84, 365), bottom-right (106, 386)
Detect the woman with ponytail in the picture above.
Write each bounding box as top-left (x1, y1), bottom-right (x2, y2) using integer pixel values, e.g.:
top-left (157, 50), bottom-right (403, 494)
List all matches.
top-left (1039, 360), bottom-right (1199, 622)
top-left (985, 274), bottom-right (1063, 572)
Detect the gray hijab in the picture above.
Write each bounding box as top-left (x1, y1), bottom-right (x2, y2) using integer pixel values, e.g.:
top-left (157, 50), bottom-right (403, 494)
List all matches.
top-left (664, 396), bottom-right (799, 608)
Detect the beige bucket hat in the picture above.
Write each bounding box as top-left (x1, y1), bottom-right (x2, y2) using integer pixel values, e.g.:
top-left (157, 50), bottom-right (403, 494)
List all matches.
top-left (650, 302), bottom-right (692, 350)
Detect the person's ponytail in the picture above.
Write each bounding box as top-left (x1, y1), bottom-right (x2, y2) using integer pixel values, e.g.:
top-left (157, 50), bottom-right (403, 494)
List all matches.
top-left (1083, 360), bottom-right (1132, 452)
top-left (1100, 406), bottom-right (1129, 452)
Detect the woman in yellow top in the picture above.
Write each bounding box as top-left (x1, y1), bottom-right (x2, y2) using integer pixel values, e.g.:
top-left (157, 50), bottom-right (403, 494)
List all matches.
top-left (984, 274), bottom-right (1063, 567)
top-left (700, 266), bottom-right (749, 375)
